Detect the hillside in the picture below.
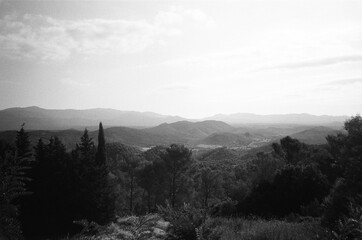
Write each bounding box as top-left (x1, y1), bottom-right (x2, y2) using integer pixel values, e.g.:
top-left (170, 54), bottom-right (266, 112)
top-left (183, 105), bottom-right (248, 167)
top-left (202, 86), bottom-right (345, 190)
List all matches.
top-left (0, 106), bottom-right (185, 130)
top-left (0, 120), bottom-right (235, 149)
top-left (144, 120), bottom-right (235, 141)
top-left (196, 132), bottom-right (253, 147)
top-left (0, 118), bottom-right (345, 150)
top-left (290, 126), bottom-right (343, 145)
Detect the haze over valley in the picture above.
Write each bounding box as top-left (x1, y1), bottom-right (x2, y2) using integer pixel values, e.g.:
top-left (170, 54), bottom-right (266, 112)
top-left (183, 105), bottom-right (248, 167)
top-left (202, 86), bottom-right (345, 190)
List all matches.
top-left (0, 106), bottom-right (347, 150)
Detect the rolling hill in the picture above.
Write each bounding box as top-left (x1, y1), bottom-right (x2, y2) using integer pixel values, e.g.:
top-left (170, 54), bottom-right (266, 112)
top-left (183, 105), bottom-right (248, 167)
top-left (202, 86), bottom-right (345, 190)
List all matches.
top-left (196, 132), bottom-right (253, 147)
top-left (0, 120), bottom-right (237, 149)
top-left (290, 126), bottom-right (344, 145)
top-left (144, 120), bottom-right (235, 141)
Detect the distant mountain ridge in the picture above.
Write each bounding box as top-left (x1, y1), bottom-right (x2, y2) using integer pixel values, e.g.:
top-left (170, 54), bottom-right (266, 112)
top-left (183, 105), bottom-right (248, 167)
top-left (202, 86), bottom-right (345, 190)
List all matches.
top-left (0, 119), bottom-right (345, 149)
top-left (0, 106), bottom-right (348, 131)
top-left (205, 113), bottom-right (348, 125)
top-left (0, 106), bottom-right (185, 130)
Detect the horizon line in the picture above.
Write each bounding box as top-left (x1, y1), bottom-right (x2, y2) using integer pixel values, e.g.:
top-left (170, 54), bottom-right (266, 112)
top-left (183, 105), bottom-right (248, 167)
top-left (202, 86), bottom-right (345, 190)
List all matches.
top-left (0, 105), bottom-right (354, 119)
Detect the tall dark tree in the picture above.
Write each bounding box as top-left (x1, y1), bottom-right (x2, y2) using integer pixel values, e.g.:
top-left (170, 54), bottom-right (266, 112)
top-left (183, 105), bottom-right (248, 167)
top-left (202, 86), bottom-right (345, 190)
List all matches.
top-left (73, 127), bottom-right (115, 225)
top-left (96, 122), bottom-right (106, 166)
top-left (21, 137), bottom-right (76, 237)
top-left (93, 123), bottom-right (115, 223)
top-left (15, 124), bottom-right (30, 157)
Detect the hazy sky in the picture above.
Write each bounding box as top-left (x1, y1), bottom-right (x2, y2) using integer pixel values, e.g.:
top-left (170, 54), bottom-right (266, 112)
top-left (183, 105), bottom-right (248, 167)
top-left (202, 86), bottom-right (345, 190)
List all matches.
top-left (0, 0), bottom-right (361, 118)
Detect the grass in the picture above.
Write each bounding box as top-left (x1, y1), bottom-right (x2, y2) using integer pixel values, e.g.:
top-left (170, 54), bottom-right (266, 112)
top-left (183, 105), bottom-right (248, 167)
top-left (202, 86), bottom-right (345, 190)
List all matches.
top-left (200, 217), bottom-right (332, 240)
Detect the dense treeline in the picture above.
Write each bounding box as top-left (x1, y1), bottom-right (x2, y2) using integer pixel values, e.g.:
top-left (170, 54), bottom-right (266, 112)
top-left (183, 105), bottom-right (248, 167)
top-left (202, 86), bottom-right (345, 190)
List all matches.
top-left (1, 116), bottom-right (362, 239)
top-left (1, 123), bottom-right (116, 239)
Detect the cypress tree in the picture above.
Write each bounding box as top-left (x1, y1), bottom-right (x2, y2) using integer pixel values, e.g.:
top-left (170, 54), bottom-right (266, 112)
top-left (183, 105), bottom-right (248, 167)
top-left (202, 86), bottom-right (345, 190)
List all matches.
top-left (96, 122), bottom-right (106, 166)
top-left (74, 126), bottom-right (115, 225)
top-left (93, 122), bottom-right (115, 224)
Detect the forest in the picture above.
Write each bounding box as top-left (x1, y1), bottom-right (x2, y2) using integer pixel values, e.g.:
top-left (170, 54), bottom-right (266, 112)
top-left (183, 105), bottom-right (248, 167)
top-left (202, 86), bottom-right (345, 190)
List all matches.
top-left (1, 116), bottom-right (362, 240)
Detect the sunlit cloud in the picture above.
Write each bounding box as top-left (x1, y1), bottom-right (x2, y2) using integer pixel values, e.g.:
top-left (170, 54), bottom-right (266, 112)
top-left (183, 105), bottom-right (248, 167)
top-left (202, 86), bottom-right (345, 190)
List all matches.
top-left (266, 55), bottom-right (362, 71)
top-left (154, 83), bottom-right (199, 93)
top-left (61, 78), bottom-right (96, 88)
top-left (0, 6), bottom-right (214, 61)
top-left (323, 77), bottom-right (362, 87)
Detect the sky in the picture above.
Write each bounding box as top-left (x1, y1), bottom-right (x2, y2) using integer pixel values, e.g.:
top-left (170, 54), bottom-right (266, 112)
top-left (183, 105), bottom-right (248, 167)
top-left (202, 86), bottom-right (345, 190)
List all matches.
top-left (0, 0), bottom-right (361, 118)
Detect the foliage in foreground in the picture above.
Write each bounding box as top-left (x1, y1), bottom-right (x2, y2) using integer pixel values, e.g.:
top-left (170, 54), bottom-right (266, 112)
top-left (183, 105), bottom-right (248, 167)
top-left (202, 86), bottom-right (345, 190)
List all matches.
top-left (68, 214), bottom-right (167, 240)
top-left (0, 125), bottom-right (31, 240)
top-left (199, 217), bottom-right (333, 240)
top-left (157, 203), bottom-right (205, 240)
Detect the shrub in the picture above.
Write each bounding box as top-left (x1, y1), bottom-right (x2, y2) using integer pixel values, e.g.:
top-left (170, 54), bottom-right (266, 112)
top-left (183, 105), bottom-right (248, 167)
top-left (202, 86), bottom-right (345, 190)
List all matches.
top-left (157, 203), bottom-right (205, 240)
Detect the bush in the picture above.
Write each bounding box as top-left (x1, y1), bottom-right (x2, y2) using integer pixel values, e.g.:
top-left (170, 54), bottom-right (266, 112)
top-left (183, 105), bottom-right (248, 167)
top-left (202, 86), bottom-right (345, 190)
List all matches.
top-left (157, 203), bottom-right (205, 240)
top-left (210, 199), bottom-right (237, 217)
top-left (71, 214), bottom-right (165, 240)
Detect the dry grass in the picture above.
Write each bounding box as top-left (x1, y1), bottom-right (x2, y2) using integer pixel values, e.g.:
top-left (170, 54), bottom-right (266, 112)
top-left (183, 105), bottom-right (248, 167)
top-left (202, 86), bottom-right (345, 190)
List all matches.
top-left (200, 217), bottom-right (332, 240)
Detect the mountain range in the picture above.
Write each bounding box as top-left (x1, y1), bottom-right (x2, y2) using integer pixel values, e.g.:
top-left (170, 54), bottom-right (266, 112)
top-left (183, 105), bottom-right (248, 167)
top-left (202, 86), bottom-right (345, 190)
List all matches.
top-left (0, 119), bottom-right (344, 150)
top-left (0, 106), bottom-right (348, 131)
top-left (205, 113), bottom-right (348, 126)
top-left (0, 106), bottom-right (185, 131)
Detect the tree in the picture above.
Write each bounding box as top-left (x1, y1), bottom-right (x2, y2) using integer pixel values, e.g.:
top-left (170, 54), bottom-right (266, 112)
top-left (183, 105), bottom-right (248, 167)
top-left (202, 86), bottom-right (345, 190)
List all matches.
top-left (1, 125), bottom-right (32, 240)
top-left (194, 166), bottom-right (223, 208)
top-left (164, 144), bottom-right (192, 208)
top-left (76, 129), bottom-right (95, 157)
top-left (0, 152), bottom-right (31, 240)
top-left (96, 122), bottom-right (106, 166)
top-left (273, 136), bottom-right (307, 165)
top-left (239, 164), bottom-right (329, 217)
top-left (138, 161), bottom-right (157, 212)
top-left (74, 127), bottom-right (115, 224)
top-left (21, 137), bottom-right (75, 236)
top-left (15, 123), bottom-right (31, 158)
top-left (93, 123), bottom-right (115, 223)
top-left (322, 115), bottom-right (362, 230)
top-left (121, 151), bottom-right (143, 214)
top-left (140, 146), bottom-right (169, 211)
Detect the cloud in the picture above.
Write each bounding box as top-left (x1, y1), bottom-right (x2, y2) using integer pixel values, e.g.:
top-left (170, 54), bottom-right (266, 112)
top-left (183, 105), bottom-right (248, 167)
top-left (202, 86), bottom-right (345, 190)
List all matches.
top-left (154, 83), bottom-right (198, 93)
top-left (0, 80), bottom-right (19, 85)
top-left (61, 78), bottom-right (96, 88)
top-left (323, 77), bottom-right (362, 86)
top-left (0, 7), bottom-right (214, 61)
top-left (265, 55), bottom-right (362, 71)
top-left (155, 6), bottom-right (215, 28)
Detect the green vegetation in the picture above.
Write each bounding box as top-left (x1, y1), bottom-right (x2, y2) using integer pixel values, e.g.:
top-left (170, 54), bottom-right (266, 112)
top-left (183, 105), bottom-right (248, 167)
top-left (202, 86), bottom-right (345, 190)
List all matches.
top-left (199, 217), bottom-right (331, 240)
top-left (1, 115), bottom-right (362, 240)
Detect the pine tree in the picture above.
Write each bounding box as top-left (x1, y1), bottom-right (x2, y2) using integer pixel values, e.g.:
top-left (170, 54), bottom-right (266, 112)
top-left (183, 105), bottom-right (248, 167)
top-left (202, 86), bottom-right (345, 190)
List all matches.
top-left (15, 123), bottom-right (30, 157)
top-left (74, 126), bottom-right (115, 225)
top-left (76, 129), bottom-right (95, 157)
top-left (1, 125), bottom-right (32, 240)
